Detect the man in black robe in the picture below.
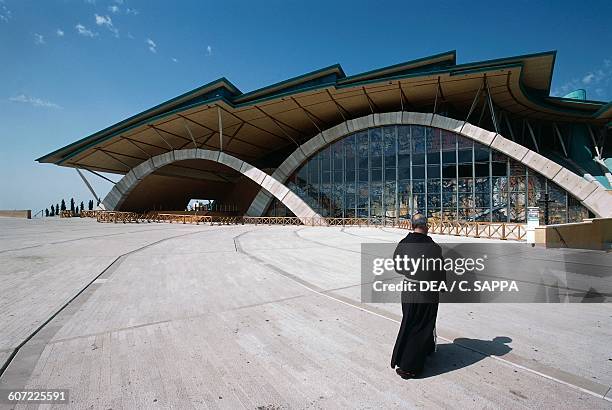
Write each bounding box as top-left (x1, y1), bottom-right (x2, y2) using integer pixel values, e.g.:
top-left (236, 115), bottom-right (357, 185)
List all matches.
top-left (391, 214), bottom-right (445, 379)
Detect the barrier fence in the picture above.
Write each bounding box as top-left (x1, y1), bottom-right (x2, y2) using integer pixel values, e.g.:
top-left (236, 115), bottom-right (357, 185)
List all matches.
top-left (79, 210), bottom-right (526, 241)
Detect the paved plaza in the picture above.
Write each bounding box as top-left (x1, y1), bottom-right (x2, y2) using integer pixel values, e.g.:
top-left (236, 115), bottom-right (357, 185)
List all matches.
top-left (0, 217), bottom-right (611, 409)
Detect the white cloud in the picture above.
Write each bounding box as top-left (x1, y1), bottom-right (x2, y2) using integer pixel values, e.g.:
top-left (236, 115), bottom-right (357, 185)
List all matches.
top-left (34, 33), bottom-right (45, 45)
top-left (94, 14), bottom-right (107, 25)
top-left (582, 73), bottom-right (595, 84)
top-left (9, 94), bottom-right (61, 109)
top-left (95, 14), bottom-right (119, 37)
top-left (0, 2), bottom-right (11, 22)
top-left (205, 45), bottom-right (212, 56)
top-left (553, 57), bottom-right (612, 100)
top-left (56, 28), bottom-right (64, 37)
top-left (146, 38), bottom-right (157, 53)
top-left (171, 57), bottom-right (178, 63)
top-left (126, 8), bottom-right (139, 15)
top-left (75, 23), bottom-right (97, 37)
top-left (127, 32), bottom-right (134, 39)
top-left (108, 5), bottom-right (119, 13)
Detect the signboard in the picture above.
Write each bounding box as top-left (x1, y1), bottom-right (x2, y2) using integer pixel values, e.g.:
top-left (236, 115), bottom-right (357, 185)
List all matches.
top-left (526, 207), bottom-right (540, 244)
top-left (527, 207), bottom-right (540, 227)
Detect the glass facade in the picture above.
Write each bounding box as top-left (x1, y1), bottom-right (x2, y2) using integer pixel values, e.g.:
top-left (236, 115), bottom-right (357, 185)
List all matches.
top-left (266, 125), bottom-right (591, 224)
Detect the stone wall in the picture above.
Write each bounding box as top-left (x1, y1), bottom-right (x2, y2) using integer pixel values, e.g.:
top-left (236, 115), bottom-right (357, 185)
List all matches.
top-left (0, 210), bottom-right (31, 219)
top-left (535, 218), bottom-right (612, 250)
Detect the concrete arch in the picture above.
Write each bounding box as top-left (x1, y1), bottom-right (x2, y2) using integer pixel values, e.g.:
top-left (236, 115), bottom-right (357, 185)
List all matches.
top-left (247, 112), bottom-right (611, 218)
top-left (102, 149), bottom-right (322, 223)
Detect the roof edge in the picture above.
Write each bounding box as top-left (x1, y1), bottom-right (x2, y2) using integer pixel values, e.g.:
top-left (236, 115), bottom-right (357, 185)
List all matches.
top-left (36, 77), bottom-right (242, 163)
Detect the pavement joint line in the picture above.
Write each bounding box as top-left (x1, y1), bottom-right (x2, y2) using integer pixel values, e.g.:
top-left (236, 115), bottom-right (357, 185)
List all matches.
top-left (0, 226), bottom-right (228, 388)
top-left (340, 227), bottom-right (397, 243)
top-left (293, 229), bottom-right (364, 255)
top-left (48, 317), bottom-right (179, 345)
top-left (236, 227), bottom-right (612, 404)
top-left (48, 293), bottom-right (313, 345)
top-left (0, 225), bottom-right (202, 254)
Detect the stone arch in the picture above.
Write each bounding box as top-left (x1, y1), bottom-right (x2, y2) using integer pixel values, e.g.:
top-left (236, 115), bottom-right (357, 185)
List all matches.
top-left (247, 112), bottom-right (611, 218)
top-left (102, 149), bottom-right (322, 223)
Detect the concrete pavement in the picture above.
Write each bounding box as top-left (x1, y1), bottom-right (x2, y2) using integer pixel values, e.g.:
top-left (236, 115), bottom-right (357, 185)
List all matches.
top-left (0, 217), bottom-right (611, 409)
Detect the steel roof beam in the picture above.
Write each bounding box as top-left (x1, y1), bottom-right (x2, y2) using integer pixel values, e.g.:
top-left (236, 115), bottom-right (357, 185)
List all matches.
top-left (462, 78), bottom-right (484, 131)
top-left (361, 87), bottom-right (378, 114)
top-left (254, 104), bottom-right (307, 138)
top-left (225, 121), bottom-right (245, 149)
top-left (148, 125), bottom-right (175, 150)
top-left (149, 124), bottom-right (192, 145)
top-left (502, 111), bottom-right (516, 141)
top-left (83, 167), bottom-right (118, 184)
top-left (484, 75), bottom-right (499, 134)
top-left (122, 137), bottom-right (152, 158)
top-left (325, 89), bottom-right (350, 121)
top-left (253, 105), bottom-right (300, 147)
top-left (76, 168), bottom-right (101, 203)
top-left (216, 105), bottom-right (291, 145)
top-left (587, 125), bottom-right (602, 158)
top-left (95, 148), bottom-right (134, 171)
top-left (181, 118), bottom-right (198, 149)
top-left (290, 96), bottom-right (327, 132)
top-left (553, 123), bottom-right (568, 157)
top-left (525, 119), bottom-right (540, 152)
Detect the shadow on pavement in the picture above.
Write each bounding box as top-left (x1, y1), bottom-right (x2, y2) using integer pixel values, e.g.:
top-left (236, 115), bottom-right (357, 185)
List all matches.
top-left (419, 336), bottom-right (512, 378)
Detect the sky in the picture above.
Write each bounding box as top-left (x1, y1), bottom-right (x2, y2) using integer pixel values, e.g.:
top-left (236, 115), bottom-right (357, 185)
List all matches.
top-left (1, 0), bottom-right (611, 214)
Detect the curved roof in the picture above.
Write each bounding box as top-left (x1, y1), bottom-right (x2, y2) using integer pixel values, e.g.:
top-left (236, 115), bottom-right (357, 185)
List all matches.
top-left (37, 50), bottom-right (611, 176)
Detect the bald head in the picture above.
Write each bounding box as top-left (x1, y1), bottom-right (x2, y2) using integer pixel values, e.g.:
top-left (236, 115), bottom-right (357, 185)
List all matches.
top-left (411, 214), bottom-right (428, 234)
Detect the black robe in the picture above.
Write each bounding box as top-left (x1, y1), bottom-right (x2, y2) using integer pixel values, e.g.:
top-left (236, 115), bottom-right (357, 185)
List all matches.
top-left (390, 232), bottom-right (445, 374)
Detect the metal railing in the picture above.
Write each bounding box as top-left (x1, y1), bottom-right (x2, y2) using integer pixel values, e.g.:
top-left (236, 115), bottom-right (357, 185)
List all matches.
top-left (81, 211), bottom-right (527, 241)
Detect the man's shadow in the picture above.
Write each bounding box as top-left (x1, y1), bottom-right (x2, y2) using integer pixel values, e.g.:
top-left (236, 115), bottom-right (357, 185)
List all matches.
top-left (418, 336), bottom-right (512, 378)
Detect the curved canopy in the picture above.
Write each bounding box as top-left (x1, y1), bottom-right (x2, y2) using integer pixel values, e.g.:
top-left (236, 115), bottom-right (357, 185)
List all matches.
top-left (37, 51), bottom-right (611, 180)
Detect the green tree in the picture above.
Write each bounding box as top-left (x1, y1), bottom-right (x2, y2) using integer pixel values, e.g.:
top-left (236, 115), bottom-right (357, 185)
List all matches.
top-left (60, 200), bottom-right (66, 211)
top-left (50, 205), bottom-right (55, 216)
top-left (45, 208), bottom-right (49, 217)
top-left (88, 200), bottom-right (93, 210)
top-left (70, 198), bottom-right (75, 213)
top-left (80, 201), bottom-right (84, 212)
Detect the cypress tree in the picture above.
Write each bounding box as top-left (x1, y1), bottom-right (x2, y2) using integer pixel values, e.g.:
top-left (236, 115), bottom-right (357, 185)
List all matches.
top-left (70, 198), bottom-right (75, 213)
top-left (45, 208), bottom-right (49, 217)
top-left (50, 205), bottom-right (55, 216)
top-left (80, 201), bottom-right (84, 212)
top-left (60, 200), bottom-right (66, 211)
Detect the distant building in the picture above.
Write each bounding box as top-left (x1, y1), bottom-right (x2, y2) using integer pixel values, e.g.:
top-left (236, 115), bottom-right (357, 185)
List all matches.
top-left (38, 51), bottom-right (611, 224)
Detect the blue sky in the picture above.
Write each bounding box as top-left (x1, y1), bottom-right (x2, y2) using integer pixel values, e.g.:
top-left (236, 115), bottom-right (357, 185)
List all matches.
top-left (1, 0), bottom-right (611, 213)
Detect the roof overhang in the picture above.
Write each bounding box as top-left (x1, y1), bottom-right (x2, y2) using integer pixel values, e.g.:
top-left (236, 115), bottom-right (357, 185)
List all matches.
top-left (37, 51), bottom-right (611, 176)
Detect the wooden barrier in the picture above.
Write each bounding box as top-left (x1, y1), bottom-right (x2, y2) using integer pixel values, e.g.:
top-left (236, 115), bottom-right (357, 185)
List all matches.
top-left (79, 210), bottom-right (99, 218)
top-left (83, 211), bottom-right (527, 241)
